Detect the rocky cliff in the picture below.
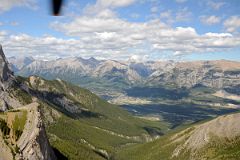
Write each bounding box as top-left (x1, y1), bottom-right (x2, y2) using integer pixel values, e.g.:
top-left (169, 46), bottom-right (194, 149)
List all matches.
top-left (0, 103), bottom-right (56, 160)
top-left (0, 45), bottom-right (56, 160)
top-left (17, 103), bottom-right (56, 160)
top-left (0, 45), bottom-right (13, 90)
top-left (0, 45), bottom-right (20, 111)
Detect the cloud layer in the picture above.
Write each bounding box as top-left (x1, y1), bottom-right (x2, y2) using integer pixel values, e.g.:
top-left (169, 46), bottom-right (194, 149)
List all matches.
top-left (200, 15), bottom-right (221, 25)
top-left (224, 16), bottom-right (240, 33)
top-left (2, 14), bottom-right (239, 60)
top-left (0, 0), bottom-right (36, 13)
top-left (49, 7), bottom-right (240, 59)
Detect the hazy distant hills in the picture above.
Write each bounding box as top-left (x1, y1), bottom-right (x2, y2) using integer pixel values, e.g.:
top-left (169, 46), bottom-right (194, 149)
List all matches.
top-left (10, 56), bottom-right (240, 95)
top-left (8, 56), bottom-right (34, 72)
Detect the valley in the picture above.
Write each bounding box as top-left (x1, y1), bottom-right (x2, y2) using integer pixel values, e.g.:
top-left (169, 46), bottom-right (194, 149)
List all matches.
top-left (10, 56), bottom-right (240, 129)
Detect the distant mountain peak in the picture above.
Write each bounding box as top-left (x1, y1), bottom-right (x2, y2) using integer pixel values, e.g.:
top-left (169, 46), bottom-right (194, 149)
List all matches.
top-left (88, 57), bottom-right (99, 62)
top-left (89, 57), bottom-right (96, 60)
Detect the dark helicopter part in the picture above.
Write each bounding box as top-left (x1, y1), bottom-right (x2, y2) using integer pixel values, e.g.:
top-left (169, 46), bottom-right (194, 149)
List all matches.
top-left (52, 0), bottom-right (64, 16)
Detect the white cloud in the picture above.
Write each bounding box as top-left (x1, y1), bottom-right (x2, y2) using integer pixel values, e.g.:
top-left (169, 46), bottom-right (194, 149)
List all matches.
top-left (150, 6), bottom-right (158, 13)
top-left (96, 0), bottom-right (136, 8)
top-left (0, 0), bottom-right (36, 13)
top-left (0, 31), bottom-right (7, 41)
top-left (84, 0), bottom-right (136, 14)
top-left (173, 51), bottom-right (184, 56)
top-left (1, 22), bottom-right (240, 60)
top-left (207, 1), bottom-right (225, 10)
top-left (128, 54), bottom-right (150, 62)
top-left (224, 16), bottom-right (240, 33)
top-left (159, 8), bottom-right (192, 24)
top-left (175, 7), bottom-right (192, 22)
top-left (200, 15), bottom-right (221, 25)
top-left (160, 10), bottom-right (172, 19)
top-left (2, 34), bottom-right (82, 59)
top-left (51, 15), bottom-right (126, 34)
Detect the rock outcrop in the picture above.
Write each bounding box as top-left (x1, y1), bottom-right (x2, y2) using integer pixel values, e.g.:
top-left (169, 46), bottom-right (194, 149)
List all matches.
top-left (0, 45), bottom-right (21, 111)
top-left (0, 45), bottom-right (13, 90)
top-left (17, 103), bottom-right (56, 160)
top-left (0, 103), bottom-right (57, 160)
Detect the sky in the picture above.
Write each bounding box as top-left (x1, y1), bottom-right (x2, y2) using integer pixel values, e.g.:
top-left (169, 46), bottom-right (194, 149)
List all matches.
top-left (0, 0), bottom-right (240, 61)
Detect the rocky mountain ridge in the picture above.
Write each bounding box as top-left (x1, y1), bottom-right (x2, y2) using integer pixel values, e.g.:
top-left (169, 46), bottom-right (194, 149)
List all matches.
top-left (10, 56), bottom-right (240, 91)
top-left (18, 103), bottom-right (56, 160)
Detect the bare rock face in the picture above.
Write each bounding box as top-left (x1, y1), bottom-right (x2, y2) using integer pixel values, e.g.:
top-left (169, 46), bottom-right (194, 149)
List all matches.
top-left (0, 103), bottom-right (57, 160)
top-left (0, 45), bottom-right (13, 91)
top-left (0, 45), bottom-right (20, 111)
top-left (17, 103), bottom-right (56, 160)
top-left (0, 45), bottom-right (13, 89)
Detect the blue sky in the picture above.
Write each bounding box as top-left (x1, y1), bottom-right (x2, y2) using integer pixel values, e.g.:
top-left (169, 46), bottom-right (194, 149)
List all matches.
top-left (0, 0), bottom-right (240, 61)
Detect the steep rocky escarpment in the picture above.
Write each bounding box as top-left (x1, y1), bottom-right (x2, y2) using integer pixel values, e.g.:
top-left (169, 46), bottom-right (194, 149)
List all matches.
top-left (0, 45), bottom-right (56, 160)
top-left (17, 103), bottom-right (56, 160)
top-left (0, 45), bottom-right (13, 86)
top-left (0, 103), bottom-right (56, 160)
top-left (0, 45), bottom-right (21, 111)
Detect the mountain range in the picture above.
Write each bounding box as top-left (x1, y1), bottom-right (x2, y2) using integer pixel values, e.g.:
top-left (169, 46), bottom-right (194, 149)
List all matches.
top-left (9, 56), bottom-right (240, 97)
